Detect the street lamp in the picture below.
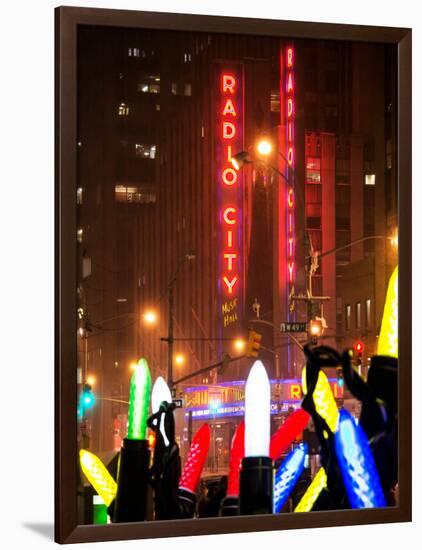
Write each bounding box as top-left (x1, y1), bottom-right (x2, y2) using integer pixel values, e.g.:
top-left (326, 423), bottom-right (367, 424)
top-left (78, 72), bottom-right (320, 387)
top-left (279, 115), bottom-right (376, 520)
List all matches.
top-left (233, 338), bottom-right (246, 353)
top-left (86, 374), bottom-right (96, 387)
top-left (256, 138), bottom-right (273, 156)
top-left (143, 310), bottom-right (158, 325)
top-left (174, 353), bottom-right (185, 366)
top-left (165, 251), bottom-right (196, 390)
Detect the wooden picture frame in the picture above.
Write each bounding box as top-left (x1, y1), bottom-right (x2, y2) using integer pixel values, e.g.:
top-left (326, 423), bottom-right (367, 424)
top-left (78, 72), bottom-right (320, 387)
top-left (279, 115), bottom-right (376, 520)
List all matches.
top-left (55, 6), bottom-right (411, 544)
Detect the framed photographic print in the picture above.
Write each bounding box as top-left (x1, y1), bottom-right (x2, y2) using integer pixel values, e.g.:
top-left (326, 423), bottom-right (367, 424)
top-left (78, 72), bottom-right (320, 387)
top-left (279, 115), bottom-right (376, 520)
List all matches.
top-left (55, 6), bottom-right (412, 544)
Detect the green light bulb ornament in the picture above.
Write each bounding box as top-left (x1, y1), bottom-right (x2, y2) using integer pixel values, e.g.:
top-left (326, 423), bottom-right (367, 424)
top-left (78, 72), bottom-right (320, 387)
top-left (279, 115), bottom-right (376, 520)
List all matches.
top-left (127, 358), bottom-right (151, 441)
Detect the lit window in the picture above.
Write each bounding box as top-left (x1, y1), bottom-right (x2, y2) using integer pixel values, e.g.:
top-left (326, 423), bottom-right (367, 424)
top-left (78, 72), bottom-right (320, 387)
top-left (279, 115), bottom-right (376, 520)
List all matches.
top-left (77, 228), bottom-right (83, 243)
top-left (115, 185), bottom-right (157, 204)
top-left (138, 75), bottom-right (161, 94)
top-left (356, 302), bottom-right (361, 329)
top-left (118, 103), bottom-right (129, 116)
top-left (365, 299), bottom-right (371, 329)
top-left (156, 104), bottom-right (160, 111)
top-left (184, 83), bottom-right (192, 96)
top-left (171, 83), bottom-right (178, 95)
top-left (345, 304), bottom-right (351, 331)
top-left (135, 144), bottom-right (157, 159)
top-left (76, 187), bottom-right (83, 205)
top-left (365, 174), bottom-right (376, 186)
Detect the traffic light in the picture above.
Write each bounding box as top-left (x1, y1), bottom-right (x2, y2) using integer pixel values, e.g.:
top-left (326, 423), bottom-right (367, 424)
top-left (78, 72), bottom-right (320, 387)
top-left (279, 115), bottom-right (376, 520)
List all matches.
top-left (354, 341), bottom-right (364, 364)
top-left (336, 366), bottom-right (344, 388)
top-left (78, 383), bottom-right (95, 419)
top-left (246, 330), bottom-right (262, 357)
top-left (309, 318), bottom-right (323, 344)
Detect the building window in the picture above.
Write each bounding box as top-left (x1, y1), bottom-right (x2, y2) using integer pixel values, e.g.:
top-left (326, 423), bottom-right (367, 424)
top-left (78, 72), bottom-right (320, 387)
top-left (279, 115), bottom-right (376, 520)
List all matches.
top-left (345, 304), bottom-right (351, 331)
top-left (128, 47), bottom-right (140, 57)
top-left (171, 82), bottom-right (178, 95)
top-left (138, 74), bottom-right (160, 94)
top-left (135, 144), bottom-right (157, 159)
top-left (306, 157), bottom-right (321, 183)
top-left (270, 90), bottom-right (280, 112)
top-left (184, 83), bottom-right (192, 96)
top-left (356, 302), bottom-right (361, 329)
top-left (115, 185), bottom-right (157, 204)
top-left (365, 299), bottom-right (371, 329)
top-left (77, 228), bottom-right (83, 243)
top-left (365, 174), bottom-right (376, 186)
top-left (76, 187), bottom-right (83, 205)
top-left (118, 103), bottom-right (129, 116)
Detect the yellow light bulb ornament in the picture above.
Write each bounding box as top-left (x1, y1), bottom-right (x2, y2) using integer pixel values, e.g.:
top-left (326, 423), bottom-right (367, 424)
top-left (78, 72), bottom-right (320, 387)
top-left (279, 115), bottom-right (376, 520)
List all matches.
top-left (294, 467), bottom-right (327, 512)
top-left (302, 368), bottom-right (339, 434)
top-left (377, 265), bottom-right (398, 357)
top-left (79, 450), bottom-right (117, 507)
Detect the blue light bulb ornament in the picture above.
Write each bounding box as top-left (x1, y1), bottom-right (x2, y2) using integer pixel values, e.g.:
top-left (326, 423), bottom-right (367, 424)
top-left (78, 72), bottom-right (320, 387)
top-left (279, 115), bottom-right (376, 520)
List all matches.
top-left (273, 443), bottom-right (308, 514)
top-left (335, 409), bottom-right (386, 509)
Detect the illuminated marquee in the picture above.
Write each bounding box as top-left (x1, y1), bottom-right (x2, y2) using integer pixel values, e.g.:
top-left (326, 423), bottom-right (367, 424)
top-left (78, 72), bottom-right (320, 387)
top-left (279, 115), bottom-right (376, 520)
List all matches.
top-left (184, 379), bottom-right (343, 419)
top-left (286, 46), bottom-right (295, 288)
top-left (217, 66), bottom-right (244, 331)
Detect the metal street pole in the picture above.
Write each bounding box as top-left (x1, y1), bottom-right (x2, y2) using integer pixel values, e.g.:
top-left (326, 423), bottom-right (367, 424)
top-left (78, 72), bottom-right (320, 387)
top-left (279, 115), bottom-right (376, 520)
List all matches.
top-left (167, 283), bottom-right (174, 391)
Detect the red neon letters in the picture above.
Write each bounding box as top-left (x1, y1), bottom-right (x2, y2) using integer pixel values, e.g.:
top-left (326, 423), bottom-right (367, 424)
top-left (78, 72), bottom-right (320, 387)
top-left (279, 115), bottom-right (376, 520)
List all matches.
top-left (286, 46), bottom-right (295, 285)
top-left (220, 73), bottom-right (241, 296)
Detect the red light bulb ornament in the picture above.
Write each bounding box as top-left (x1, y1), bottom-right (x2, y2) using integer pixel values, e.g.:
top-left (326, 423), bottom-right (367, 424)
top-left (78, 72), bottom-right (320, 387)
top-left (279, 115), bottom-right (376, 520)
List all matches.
top-left (222, 421), bottom-right (245, 516)
top-left (239, 360), bottom-right (273, 515)
top-left (178, 423), bottom-right (211, 517)
top-left (270, 408), bottom-right (310, 460)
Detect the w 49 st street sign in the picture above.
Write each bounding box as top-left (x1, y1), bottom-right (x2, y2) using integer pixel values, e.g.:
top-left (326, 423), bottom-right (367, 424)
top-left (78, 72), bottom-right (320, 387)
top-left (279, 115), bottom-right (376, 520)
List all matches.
top-left (280, 322), bottom-right (307, 333)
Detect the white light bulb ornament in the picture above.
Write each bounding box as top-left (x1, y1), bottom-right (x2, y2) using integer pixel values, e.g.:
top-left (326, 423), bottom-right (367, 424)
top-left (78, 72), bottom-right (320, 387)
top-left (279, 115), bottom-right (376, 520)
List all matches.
top-left (244, 360), bottom-right (271, 457)
top-left (151, 376), bottom-right (172, 446)
top-left (239, 360), bottom-right (273, 515)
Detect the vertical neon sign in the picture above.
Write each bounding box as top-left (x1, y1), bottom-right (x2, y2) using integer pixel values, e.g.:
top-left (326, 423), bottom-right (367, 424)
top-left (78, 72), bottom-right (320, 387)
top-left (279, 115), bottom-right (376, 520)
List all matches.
top-left (217, 66), bottom-right (243, 334)
top-left (286, 46), bottom-right (295, 292)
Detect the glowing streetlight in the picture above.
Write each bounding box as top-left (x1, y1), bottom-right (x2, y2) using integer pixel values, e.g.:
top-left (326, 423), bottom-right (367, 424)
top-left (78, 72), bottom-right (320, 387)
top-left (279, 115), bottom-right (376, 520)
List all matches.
top-left (233, 338), bottom-right (246, 353)
top-left (86, 374), bottom-right (96, 387)
top-left (143, 310), bottom-right (158, 325)
top-left (256, 139), bottom-right (272, 156)
top-left (174, 353), bottom-right (185, 366)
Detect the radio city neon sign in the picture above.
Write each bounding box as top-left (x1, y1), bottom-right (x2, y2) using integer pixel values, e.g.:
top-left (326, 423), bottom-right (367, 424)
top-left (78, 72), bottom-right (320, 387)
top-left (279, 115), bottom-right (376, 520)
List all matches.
top-left (286, 46), bottom-right (295, 285)
top-left (220, 71), bottom-right (242, 297)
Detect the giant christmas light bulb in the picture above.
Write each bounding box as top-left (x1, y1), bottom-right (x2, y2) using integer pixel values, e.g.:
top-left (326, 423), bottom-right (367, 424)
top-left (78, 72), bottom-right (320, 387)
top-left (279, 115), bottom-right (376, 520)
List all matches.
top-left (335, 409), bottom-right (386, 509)
top-left (127, 358), bottom-right (151, 440)
top-left (273, 443), bottom-right (308, 513)
top-left (377, 265), bottom-right (398, 358)
top-left (294, 467), bottom-right (327, 512)
top-left (239, 360), bottom-right (273, 515)
top-left (79, 449), bottom-right (117, 507)
top-left (245, 360), bottom-right (271, 457)
top-left (302, 368), bottom-right (339, 433)
top-left (270, 408), bottom-right (310, 460)
top-left (151, 376), bottom-right (172, 446)
top-left (226, 421), bottom-right (245, 497)
top-left (179, 423), bottom-right (210, 494)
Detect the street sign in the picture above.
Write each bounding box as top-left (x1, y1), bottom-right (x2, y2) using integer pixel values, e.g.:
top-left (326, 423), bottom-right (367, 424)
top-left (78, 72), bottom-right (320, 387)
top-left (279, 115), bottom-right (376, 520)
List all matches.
top-left (173, 399), bottom-right (183, 408)
top-left (280, 322), bottom-right (307, 333)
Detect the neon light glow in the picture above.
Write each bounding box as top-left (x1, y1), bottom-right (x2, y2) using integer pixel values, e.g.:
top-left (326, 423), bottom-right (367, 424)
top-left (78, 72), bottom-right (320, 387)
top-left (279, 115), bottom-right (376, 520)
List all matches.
top-left (151, 376), bottom-right (172, 446)
top-left (283, 45), bottom-right (296, 365)
top-left (335, 410), bottom-right (386, 509)
top-left (79, 449), bottom-right (117, 507)
top-left (226, 421), bottom-right (245, 497)
top-left (274, 443), bottom-right (308, 513)
top-left (301, 367), bottom-right (339, 433)
top-left (269, 408), bottom-right (310, 460)
top-left (377, 265), bottom-right (398, 357)
top-left (127, 358), bottom-right (151, 440)
top-left (179, 423), bottom-right (211, 494)
top-left (294, 467), bottom-right (327, 512)
top-left (218, 66), bottom-right (243, 338)
top-left (245, 360), bottom-right (271, 457)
